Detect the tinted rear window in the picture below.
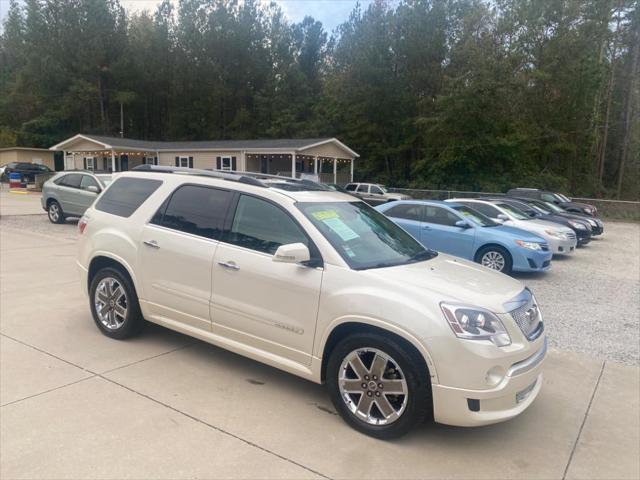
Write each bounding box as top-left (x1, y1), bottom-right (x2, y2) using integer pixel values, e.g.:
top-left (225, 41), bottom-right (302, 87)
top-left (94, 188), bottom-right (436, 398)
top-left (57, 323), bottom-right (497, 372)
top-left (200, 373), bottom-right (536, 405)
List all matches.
top-left (152, 185), bottom-right (233, 240)
top-left (95, 177), bottom-right (162, 217)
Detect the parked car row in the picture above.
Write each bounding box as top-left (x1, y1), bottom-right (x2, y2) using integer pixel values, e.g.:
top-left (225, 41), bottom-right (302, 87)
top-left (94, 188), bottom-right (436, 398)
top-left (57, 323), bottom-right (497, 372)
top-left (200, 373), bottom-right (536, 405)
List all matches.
top-left (374, 189), bottom-right (603, 275)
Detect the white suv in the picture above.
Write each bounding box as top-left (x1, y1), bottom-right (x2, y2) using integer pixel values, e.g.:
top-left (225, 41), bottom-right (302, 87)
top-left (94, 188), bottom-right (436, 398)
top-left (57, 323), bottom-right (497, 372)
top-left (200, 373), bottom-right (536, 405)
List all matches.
top-left (77, 166), bottom-right (546, 438)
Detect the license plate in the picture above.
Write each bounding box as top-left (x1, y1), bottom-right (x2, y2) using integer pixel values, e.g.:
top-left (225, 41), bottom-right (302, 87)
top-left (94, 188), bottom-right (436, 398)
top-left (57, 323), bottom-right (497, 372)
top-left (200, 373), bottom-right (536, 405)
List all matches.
top-left (516, 380), bottom-right (537, 404)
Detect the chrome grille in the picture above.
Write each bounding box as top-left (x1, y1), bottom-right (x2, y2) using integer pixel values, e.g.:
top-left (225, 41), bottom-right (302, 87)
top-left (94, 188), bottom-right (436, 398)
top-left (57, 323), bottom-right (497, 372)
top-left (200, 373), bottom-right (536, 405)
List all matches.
top-left (566, 232), bottom-right (576, 240)
top-left (510, 295), bottom-right (543, 340)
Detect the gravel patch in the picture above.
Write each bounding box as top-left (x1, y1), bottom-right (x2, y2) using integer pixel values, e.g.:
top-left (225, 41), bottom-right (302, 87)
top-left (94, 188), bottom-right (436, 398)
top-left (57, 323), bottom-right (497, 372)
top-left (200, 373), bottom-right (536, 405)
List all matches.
top-left (515, 221), bottom-right (639, 366)
top-left (2, 213), bottom-right (639, 366)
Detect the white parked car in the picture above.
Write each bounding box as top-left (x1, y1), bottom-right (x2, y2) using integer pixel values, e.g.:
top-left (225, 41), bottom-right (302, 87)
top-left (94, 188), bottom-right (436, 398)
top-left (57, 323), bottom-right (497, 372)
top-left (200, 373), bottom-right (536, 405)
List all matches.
top-left (448, 199), bottom-right (578, 255)
top-left (77, 166), bottom-right (546, 438)
top-left (344, 182), bottom-right (411, 204)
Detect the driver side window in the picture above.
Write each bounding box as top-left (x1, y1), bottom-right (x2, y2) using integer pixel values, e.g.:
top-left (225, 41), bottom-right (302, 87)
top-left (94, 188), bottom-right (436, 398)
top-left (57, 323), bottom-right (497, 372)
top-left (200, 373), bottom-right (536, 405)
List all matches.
top-left (424, 206), bottom-right (460, 227)
top-left (227, 195), bottom-right (308, 255)
top-left (80, 175), bottom-right (99, 191)
top-left (370, 186), bottom-right (383, 195)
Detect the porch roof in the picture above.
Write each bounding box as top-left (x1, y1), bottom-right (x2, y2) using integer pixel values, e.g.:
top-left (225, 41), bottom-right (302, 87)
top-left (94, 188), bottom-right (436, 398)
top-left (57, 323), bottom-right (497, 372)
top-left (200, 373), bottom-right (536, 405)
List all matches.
top-left (50, 134), bottom-right (359, 158)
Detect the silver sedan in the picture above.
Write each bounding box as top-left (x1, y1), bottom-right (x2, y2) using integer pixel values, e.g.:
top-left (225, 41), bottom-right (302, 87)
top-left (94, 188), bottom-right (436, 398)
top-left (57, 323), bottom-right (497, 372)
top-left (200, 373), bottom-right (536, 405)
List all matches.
top-left (41, 171), bottom-right (112, 223)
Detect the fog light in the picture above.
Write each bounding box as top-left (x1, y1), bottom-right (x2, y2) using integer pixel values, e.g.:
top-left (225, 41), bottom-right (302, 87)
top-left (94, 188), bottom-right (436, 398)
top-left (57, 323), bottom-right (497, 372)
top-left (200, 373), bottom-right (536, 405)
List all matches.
top-left (485, 366), bottom-right (505, 386)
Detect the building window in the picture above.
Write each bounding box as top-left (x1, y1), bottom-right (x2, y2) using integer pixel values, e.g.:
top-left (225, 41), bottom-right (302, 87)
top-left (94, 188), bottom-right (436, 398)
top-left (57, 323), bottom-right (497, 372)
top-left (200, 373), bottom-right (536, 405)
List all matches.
top-left (85, 157), bottom-right (95, 171)
top-left (221, 157), bottom-right (232, 171)
top-left (179, 156), bottom-right (189, 168)
top-left (144, 156), bottom-right (158, 165)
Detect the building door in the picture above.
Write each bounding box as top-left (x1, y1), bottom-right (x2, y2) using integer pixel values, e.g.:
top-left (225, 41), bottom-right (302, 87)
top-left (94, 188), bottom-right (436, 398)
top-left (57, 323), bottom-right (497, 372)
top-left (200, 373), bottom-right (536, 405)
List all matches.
top-left (260, 156), bottom-right (268, 173)
top-left (120, 155), bottom-right (128, 171)
top-left (64, 155), bottom-right (75, 170)
top-left (54, 152), bottom-right (64, 171)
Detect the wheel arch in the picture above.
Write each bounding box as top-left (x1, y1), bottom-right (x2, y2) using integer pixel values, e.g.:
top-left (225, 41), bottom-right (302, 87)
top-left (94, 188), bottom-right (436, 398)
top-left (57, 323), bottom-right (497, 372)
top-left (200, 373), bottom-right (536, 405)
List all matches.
top-left (87, 254), bottom-right (138, 296)
top-left (474, 242), bottom-right (512, 262)
top-left (319, 320), bottom-right (437, 384)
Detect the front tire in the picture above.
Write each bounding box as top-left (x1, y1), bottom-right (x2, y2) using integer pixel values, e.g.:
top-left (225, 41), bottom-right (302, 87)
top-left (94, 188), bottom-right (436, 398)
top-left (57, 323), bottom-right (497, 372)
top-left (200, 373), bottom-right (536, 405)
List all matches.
top-left (475, 245), bottom-right (513, 274)
top-left (89, 267), bottom-right (143, 339)
top-left (47, 200), bottom-right (65, 224)
top-left (327, 332), bottom-right (432, 439)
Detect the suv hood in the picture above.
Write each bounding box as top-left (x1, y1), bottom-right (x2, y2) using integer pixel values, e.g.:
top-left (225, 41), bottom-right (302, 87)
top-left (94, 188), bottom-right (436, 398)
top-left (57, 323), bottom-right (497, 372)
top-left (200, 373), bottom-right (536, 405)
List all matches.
top-left (363, 253), bottom-right (524, 314)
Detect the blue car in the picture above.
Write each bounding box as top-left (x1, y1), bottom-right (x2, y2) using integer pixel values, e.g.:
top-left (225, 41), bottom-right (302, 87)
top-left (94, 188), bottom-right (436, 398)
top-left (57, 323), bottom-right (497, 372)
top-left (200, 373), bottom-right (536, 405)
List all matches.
top-left (375, 200), bottom-right (552, 274)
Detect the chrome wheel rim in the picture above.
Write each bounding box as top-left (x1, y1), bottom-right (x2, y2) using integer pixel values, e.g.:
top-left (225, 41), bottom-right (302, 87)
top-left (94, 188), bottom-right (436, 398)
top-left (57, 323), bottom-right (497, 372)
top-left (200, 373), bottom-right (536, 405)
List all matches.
top-left (338, 348), bottom-right (408, 426)
top-left (94, 277), bottom-right (128, 330)
top-left (49, 203), bottom-right (59, 222)
top-left (481, 251), bottom-right (505, 271)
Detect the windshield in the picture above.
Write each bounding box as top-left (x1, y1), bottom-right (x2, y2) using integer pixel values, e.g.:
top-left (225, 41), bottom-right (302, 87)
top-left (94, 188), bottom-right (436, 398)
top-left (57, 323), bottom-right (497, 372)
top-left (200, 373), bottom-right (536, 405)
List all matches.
top-left (376, 185), bottom-right (389, 193)
top-left (544, 201), bottom-right (565, 213)
top-left (96, 175), bottom-right (113, 186)
top-left (298, 201), bottom-right (435, 270)
top-left (529, 203), bottom-right (549, 214)
top-left (496, 203), bottom-right (530, 220)
top-left (451, 205), bottom-right (498, 227)
top-left (557, 193), bottom-right (570, 202)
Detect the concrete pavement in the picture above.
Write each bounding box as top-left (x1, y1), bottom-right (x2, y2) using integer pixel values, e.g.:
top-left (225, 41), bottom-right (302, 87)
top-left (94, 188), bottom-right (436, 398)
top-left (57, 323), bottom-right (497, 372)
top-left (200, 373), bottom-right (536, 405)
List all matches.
top-left (0, 200), bottom-right (638, 478)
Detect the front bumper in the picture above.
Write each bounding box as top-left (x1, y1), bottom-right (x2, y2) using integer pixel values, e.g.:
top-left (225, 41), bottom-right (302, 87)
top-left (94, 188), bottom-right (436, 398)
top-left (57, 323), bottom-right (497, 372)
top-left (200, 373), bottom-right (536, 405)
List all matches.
top-left (547, 235), bottom-right (577, 255)
top-left (512, 247), bottom-right (552, 272)
top-left (432, 337), bottom-right (547, 427)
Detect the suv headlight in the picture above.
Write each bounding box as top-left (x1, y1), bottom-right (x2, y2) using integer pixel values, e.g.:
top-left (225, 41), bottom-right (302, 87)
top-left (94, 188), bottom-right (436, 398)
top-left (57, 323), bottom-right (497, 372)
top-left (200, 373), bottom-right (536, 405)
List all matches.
top-left (586, 218), bottom-right (597, 227)
top-left (545, 229), bottom-right (567, 239)
top-left (515, 239), bottom-right (543, 250)
top-left (568, 220), bottom-right (587, 230)
top-left (440, 304), bottom-right (511, 347)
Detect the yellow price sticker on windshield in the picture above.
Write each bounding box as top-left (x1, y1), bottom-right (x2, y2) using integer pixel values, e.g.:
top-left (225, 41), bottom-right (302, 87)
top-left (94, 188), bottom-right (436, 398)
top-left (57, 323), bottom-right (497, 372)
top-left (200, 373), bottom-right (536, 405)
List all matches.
top-left (312, 210), bottom-right (339, 221)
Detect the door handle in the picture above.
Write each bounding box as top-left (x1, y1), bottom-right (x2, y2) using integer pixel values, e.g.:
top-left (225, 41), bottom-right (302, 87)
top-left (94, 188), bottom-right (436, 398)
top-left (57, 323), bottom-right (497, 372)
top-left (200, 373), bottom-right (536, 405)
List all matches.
top-left (143, 240), bottom-right (160, 249)
top-left (218, 261), bottom-right (240, 271)
top-left (422, 225), bottom-right (431, 230)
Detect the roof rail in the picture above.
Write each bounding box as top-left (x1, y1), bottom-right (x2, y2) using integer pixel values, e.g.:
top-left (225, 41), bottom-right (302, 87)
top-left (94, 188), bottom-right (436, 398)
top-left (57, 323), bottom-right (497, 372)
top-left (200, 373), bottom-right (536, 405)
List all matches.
top-left (132, 164), bottom-right (266, 187)
top-left (207, 169), bottom-right (331, 191)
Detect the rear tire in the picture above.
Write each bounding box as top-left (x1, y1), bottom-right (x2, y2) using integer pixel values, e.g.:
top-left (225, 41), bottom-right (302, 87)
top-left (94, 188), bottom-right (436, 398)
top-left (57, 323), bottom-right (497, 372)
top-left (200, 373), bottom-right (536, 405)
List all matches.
top-left (89, 267), bottom-right (143, 339)
top-left (326, 332), bottom-right (432, 439)
top-left (475, 245), bottom-right (513, 274)
top-left (47, 200), bottom-right (65, 224)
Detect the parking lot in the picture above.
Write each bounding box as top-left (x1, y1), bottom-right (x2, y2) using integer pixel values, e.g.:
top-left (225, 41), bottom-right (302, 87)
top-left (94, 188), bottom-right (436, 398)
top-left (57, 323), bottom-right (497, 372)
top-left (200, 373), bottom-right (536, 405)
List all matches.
top-left (1, 187), bottom-right (639, 479)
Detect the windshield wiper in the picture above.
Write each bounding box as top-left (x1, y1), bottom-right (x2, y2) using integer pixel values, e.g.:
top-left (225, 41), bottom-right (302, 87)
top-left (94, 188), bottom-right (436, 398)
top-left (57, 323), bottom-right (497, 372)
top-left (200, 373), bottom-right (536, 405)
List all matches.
top-left (409, 249), bottom-right (438, 262)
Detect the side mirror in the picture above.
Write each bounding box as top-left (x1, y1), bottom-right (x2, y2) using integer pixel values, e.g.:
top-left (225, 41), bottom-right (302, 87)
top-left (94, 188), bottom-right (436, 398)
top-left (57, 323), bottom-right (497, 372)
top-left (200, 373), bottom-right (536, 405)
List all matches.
top-left (455, 220), bottom-right (471, 229)
top-left (273, 243), bottom-right (310, 264)
top-left (86, 185), bottom-right (100, 193)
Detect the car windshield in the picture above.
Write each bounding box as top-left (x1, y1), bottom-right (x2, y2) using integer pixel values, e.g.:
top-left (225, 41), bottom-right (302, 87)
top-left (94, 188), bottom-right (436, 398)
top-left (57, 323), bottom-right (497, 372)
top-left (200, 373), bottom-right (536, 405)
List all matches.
top-left (529, 203), bottom-right (549, 214)
top-left (297, 201), bottom-right (436, 270)
top-left (451, 205), bottom-right (498, 227)
top-left (496, 203), bottom-right (530, 220)
top-left (96, 174), bottom-right (113, 186)
top-left (557, 193), bottom-right (570, 202)
top-left (544, 201), bottom-right (565, 213)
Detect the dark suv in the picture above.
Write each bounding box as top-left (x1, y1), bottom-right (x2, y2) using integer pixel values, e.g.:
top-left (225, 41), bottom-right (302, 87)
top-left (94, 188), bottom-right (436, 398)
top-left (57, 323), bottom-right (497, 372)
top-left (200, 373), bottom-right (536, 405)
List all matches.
top-left (0, 162), bottom-right (53, 183)
top-left (506, 188), bottom-right (598, 217)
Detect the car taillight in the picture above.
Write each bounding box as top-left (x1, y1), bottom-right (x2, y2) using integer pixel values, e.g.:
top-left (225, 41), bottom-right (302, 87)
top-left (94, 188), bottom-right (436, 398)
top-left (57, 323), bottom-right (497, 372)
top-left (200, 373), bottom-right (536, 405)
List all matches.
top-left (78, 216), bottom-right (89, 234)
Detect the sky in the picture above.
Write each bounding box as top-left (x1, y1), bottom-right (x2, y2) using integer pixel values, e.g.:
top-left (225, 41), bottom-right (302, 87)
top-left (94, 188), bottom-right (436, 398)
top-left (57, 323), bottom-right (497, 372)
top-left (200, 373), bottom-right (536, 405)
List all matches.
top-left (0, 0), bottom-right (373, 33)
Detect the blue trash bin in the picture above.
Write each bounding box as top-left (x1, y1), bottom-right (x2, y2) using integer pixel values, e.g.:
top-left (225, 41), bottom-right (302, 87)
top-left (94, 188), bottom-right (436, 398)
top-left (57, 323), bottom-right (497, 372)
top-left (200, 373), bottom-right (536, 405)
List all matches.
top-left (9, 172), bottom-right (23, 188)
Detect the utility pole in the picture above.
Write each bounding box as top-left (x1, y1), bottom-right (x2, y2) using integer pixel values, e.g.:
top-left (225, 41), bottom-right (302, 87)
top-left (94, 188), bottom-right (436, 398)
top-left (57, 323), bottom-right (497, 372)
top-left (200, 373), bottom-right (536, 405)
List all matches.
top-left (119, 101), bottom-right (124, 138)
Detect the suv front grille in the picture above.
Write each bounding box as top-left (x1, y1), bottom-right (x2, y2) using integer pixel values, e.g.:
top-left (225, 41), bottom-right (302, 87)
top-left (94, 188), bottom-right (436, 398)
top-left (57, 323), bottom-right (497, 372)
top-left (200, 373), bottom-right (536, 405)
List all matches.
top-left (566, 232), bottom-right (576, 240)
top-left (510, 295), bottom-right (543, 341)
